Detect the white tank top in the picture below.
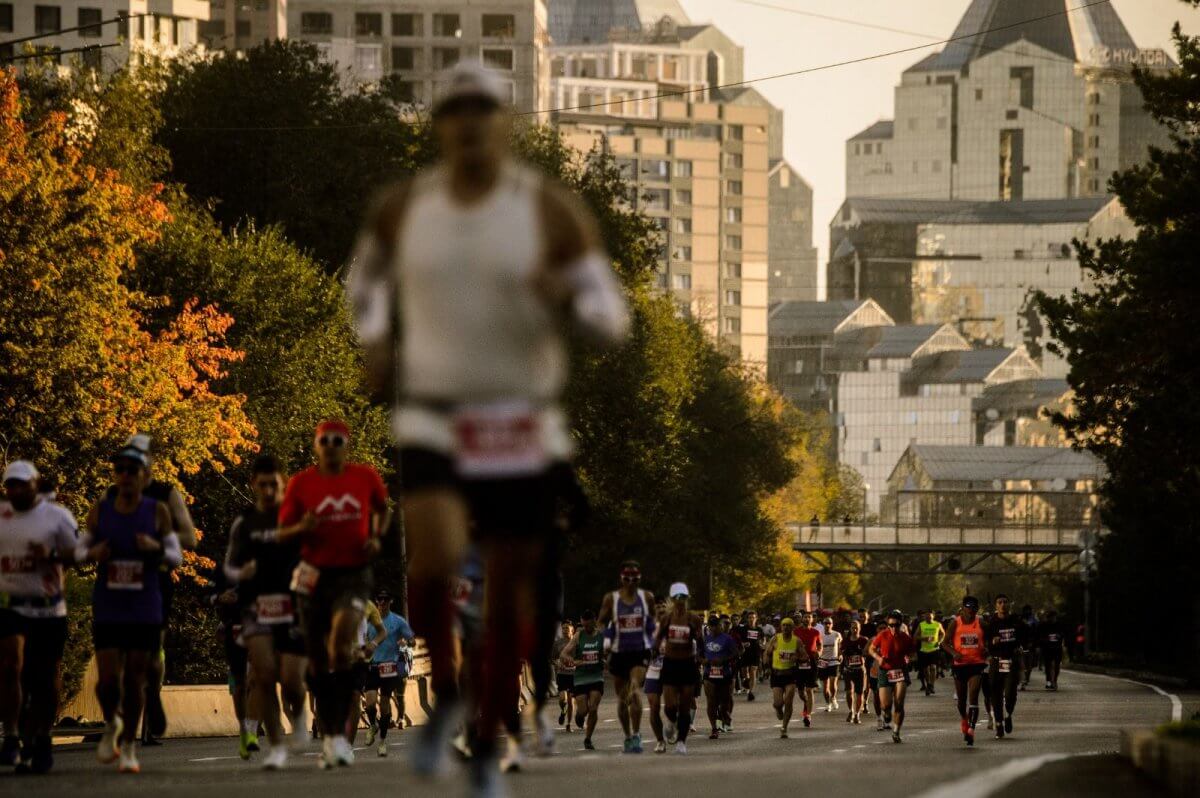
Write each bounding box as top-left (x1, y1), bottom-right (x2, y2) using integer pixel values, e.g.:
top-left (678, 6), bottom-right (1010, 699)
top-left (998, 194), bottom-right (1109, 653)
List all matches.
top-left (395, 164), bottom-right (564, 403)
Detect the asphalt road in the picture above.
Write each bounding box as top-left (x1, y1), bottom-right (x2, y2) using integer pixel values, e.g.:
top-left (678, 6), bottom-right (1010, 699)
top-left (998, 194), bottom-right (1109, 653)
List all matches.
top-left (2, 669), bottom-right (1185, 798)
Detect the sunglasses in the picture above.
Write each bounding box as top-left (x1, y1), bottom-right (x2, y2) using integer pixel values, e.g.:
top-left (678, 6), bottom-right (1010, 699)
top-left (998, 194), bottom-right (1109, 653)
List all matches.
top-left (113, 463), bottom-right (141, 476)
top-left (318, 434), bottom-right (346, 448)
top-left (621, 572), bottom-right (640, 581)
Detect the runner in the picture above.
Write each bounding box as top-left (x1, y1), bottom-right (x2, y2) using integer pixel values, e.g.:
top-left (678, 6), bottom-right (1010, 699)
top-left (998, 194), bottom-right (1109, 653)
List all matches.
top-left (840, 620), bottom-right (869, 724)
top-left (868, 609), bottom-right (915, 743)
top-left (859, 612), bottom-right (879, 719)
top-left (818, 617), bottom-right (842, 712)
top-left (702, 615), bottom-right (737, 738)
top-left (652, 583), bottom-right (703, 755)
top-left (643, 649), bottom-right (667, 752)
top-left (551, 620), bottom-right (575, 731)
top-left (208, 564), bottom-right (256, 760)
top-left (347, 59), bottom-right (629, 793)
top-left (763, 617), bottom-right (799, 738)
top-left (1039, 610), bottom-right (1065, 690)
top-left (1019, 604), bottom-right (1039, 690)
top-left (916, 609), bottom-right (945, 696)
top-left (348, 584), bottom-right (387, 745)
top-left (735, 610), bottom-right (763, 702)
top-left (941, 596), bottom-right (988, 746)
top-left (557, 610), bottom-right (604, 750)
top-left (77, 445), bottom-right (181, 773)
top-left (984, 594), bottom-right (1027, 738)
top-left (364, 590), bottom-right (415, 757)
top-left (277, 420), bottom-right (389, 769)
top-left (0, 461), bottom-right (78, 773)
top-left (224, 454), bottom-right (307, 770)
top-left (597, 560), bottom-right (654, 753)
top-left (794, 611), bottom-right (822, 727)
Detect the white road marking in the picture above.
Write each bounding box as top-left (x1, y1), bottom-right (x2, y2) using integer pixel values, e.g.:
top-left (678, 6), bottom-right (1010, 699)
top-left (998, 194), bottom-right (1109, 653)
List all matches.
top-left (831, 748), bottom-right (847, 753)
top-left (913, 752), bottom-right (1098, 798)
top-left (1074, 670), bottom-right (1184, 723)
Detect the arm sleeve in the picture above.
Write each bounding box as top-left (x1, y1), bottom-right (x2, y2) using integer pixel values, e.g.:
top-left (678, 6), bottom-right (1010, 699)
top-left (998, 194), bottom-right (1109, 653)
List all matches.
top-left (223, 516), bottom-right (246, 582)
top-left (397, 617), bottom-right (415, 640)
top-left (563, 252), bottom-right (631, 346)
top-left (162, 532), bottom-right (183, 569)
top-left (345, 230), bottom-right (394, 348)
top-left (167, 487), bottom-right (196, 545)
top-left (54, 508), bottom-right (80, 562)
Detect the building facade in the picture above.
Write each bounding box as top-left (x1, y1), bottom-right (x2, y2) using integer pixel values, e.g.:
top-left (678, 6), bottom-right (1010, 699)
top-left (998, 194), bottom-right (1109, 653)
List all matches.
top-left (769, 159), bottom-right (818, 302)
top-left (844, 0), bottom-right (1173, 202)
top-left (201, 0), bottom-right (285, 52)
top-left (1, 0), bottom-right (209, 69)
top-left (286, 0), bottom-right (550, 111)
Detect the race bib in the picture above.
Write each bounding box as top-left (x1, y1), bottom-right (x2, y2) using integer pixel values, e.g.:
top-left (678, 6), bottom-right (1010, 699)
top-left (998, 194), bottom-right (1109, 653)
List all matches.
top-left (707, 666), bottom-right (725, 679)
top-left (454, 404), bottom-right (547, 478)
top-left (106, 560), bottom-right (144, 590)
top-left (1047, 634), bottom-right (1060, 642)
top-left (998, 659), bottom-right (1012, 674)
top-left (617, 614), bottom-right (644, 631)
top-left (667, 624), bottom-right (690, 643)
top-left (378, 661), bottom-right (399, 678)
top-left (959, 633), bottom-right (980, 648)
top-left (778, 650), bottom-right (794, 662)
top-left (646, 658), bottom-right (664, 679)
top-left (256, 593), bottom-right (294, 625)
top-left (847, 655), bottom-right (864, 668)
top-left (998, 628), bottom-right (1016, 642)
top-left (747, 630), bottom-right (760, 641)
top-left (290, 562), bottom-right (320, 596)
top-left (581, 649), bottom-right (600, 664)
top-left (0, 555), bottom-right (35, 574)
top-left (797, 662), bottom-right (813, 670)
top-left (887, 668), bottom-right (906, 683)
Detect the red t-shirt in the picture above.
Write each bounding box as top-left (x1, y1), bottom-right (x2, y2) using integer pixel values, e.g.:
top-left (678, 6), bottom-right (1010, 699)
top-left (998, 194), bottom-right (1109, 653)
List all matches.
top-left (279, 464), bottom-right (387, 568)
top-left (871, 629), bottom-right (915, 670)
top-left (796, 626), bottom-right (822, 659)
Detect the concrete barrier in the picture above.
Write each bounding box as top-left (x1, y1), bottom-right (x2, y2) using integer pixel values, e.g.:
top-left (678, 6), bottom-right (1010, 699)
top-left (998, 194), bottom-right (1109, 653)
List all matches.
top-left (1121, 728), bottom-right (1200, 797)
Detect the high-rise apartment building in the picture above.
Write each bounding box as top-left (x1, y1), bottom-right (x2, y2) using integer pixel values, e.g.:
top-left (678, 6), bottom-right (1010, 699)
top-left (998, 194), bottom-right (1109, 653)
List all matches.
top-left (286, 0), bottom-right (550, 112)
top-left (0, 0), bottom-right (209, 69)
top-left (201, 0), bottom-right (285, 52)
top-left (844, 0), bottom-right (1173, 202)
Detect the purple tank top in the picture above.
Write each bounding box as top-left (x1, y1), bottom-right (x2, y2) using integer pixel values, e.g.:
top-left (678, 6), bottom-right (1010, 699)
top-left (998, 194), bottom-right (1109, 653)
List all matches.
top-left (612, 590), bottom-right (653, 652)
top-left (93, 496), bottom-right (163, 625)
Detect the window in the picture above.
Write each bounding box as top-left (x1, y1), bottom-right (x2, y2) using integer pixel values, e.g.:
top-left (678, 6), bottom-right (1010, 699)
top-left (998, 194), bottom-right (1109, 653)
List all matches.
top-left (975, 88), bottom-right (983, 101)
top-left (355, 45), bottom-right (382, 74)
top-left (642, 159), bottom-right (669, 179)
top-left (791, 359), bottom-right (804, 374)
top-left (1014, 249), bottom-right (1026, 259)
top-left (724, 262), bottom-right (742, 278)
top-left (724, 235), bottom-right (742, 250)
top-left (1089, 156), bottom-right (1100, 169)
top-left (356, 13), bottom-right (382, 37)
top-left (1088, 91), bottom-right (1101, 105)
top-left (481, 13), bottom-right (515, 38)
top-left (726, 180), bottom-right (742, 196)
top-left (1009, 66), bottom-right (1034, 109)
top-left (34, 5), bottom-right (61, 34)
top-left (854, 143), bottom-right (860, 155)
top-left (78, 7), bottom-right (102, 37)
top-left (653, 216), bottom-right (670, 232)
top-left (392, 47), bottom-right (416, 70)
top-left (643, 187), bottom-right (670, 210)
top-left (1089, 135), bottom-right (1100, 148)
top-left (861, 452), bottom-right (869, 466)
top-left (671, 274), bottom-right (692, 290)
top-left (672, 246), bottom-right (692, 261)
top-left (1088, 178), bottom-right (1100, 192)
top-left (723, 290), bottom-right (741, 305)
top-left (1006, 109), bottom-right (1019, 120)
top-left (0, 3), bottom-right (12, 33)
top-left (949, 410), bottom-right (960, 424)
top-left (389, 80), bottom-right (417, 103)
top-left (725, 153), bottom-right (743, 169)
top-left (301, 12), bottom-right (332, 35)
top-left (884, 162), bottom-right (893, 174)
top-left (726, 125), bottom-right (743, 141)
top-left (907, 411), bottom-right (918, 425)
top-left (675, 189), bottom-right (692, 205)
top-left (673, 160), bottom-right (692, 178)
top-left (672, 218), bottom-right (692, 234)
top-left (1088, 113), bottom-right (1101, 127)
top-left (725, 207), bottom-right (742, 223)
top-left (433, 47), bottom-right (460, 69)
top-left (433, 13), bottom-right (461, 37)
top-left (392, 13), bottom-right (422, 36)
top-left (482, 48), bottom-right (513, 71)
top-left (82, 44), bottom-right (102, 69)
top-left (872, 438), bottom-right (882, 453)
top-left (723, 317), bottom-right (741, 333)
top-left (236, 19), bottom-right (250, 36)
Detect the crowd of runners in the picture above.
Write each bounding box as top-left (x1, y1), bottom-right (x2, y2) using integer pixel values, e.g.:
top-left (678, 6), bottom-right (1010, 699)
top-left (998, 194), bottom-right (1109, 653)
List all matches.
top-left (0, 59), bottom-right (1079, 797)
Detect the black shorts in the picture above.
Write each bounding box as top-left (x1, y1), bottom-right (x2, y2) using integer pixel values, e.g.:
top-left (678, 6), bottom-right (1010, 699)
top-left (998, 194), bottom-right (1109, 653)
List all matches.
top-left (0, 611), bottom-right (68, 660)
top-left (609, 649), bottom-right (650, 680)
top-left (296, 565), bottom-right (372, 661)
top-left (916, 650), bottom-right (940, 670)
top-left (365, 665), bottom-right (404, 692)
top-left (571, 680), bottom-right (603, 697)
top-left (740, 649), bottom-right (762, 669)
top-left (94, 622), bottom-right (161, 652)
top-left (223, 623), bottom-right (248, 681)
top-left (1042, 647), bottom-right (1063, 663)
top-left (660, 657), bottom-right (697, 688)
top-left (794, 667), bottom-right (817, 688)
top-left (952, 663), bottom-right (988, 681)
top-left (399, 447), bottom-right (558, 541)
top-left (843, 668), bottom-right (867, 688)
top-left (158, 569), bottom-right (175, 627)
top-left (770, 670), bottom-right (796, 690)
top-left (818, 664), bottom-right (840, 680)
top-left (241, 609), bottom-right (307, 657)
top-left (556, 672), bottom-right (574, 692)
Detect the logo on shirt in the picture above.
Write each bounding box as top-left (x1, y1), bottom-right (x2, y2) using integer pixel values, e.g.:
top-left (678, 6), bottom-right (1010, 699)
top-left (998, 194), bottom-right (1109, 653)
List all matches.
top-left (315, 494), bottom-right (363, 523)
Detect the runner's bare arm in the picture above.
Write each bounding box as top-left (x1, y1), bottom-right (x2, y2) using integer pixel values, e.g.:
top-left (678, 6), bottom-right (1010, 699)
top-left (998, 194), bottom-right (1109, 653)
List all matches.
top-left (538, 179), bottom-right (629, 345)
top-left (597, 591), bottom-right (614, 626)
top-left (940, 619), bottom-right (959, 659)
top-left (75, 503), bottom-right (106, 563)
top-left (165, 485), bottom-right (197, 549)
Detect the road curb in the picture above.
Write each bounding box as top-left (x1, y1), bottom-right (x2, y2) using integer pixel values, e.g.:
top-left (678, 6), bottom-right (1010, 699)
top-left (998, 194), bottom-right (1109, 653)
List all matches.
top-left (1120, 728), bottom-right (1200, 796)
top-left (1064, 662), bottom-right (1194, 690)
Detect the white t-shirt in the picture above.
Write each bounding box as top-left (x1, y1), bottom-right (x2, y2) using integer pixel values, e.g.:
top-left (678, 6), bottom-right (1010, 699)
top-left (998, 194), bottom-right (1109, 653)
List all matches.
top-left (819, 630), bottom-right (843, 665)
top-left (0, 499), bottom-right (79, 618)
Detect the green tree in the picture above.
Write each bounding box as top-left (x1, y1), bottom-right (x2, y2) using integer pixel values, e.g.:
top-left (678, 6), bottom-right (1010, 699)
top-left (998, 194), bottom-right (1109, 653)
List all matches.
top-left (1034, 4), bottom-right (1200, 673)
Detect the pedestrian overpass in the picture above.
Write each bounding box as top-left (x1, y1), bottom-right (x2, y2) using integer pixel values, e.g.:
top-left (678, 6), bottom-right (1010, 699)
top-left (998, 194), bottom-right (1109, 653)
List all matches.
top-left (790, 489), bottom-right (1102, 577)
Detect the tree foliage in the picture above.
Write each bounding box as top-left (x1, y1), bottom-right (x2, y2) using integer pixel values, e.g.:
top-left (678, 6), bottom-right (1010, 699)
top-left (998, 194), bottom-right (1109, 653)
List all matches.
top-left (1034, 8), bottom-right (1200, 672)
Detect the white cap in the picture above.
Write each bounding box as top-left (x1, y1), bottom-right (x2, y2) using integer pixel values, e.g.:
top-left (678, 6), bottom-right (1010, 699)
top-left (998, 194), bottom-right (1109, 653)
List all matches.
top-left (669, 582), bottom-right (689, 599)
top-left (2, 460), bottom-right (39, 484)
top-left (123, 433), bottom-right (153, 456)
top-left (433, 60), bottom-right (509, 114)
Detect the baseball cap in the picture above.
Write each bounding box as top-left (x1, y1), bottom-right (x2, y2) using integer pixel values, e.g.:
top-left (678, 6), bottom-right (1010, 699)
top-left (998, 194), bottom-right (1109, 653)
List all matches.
top-left (962, 596), bottom-right (980, 610)
top-left (315, 419), bottom-right (351, 440)
top-left (375, 589), bottom-right (392, 601)
top-left (780, 617), bottom-right (795, 627)
top-left (433, 60), bottom-right (509, 116)
top-left (2, 460), bottom-right (39, 484)
top-left (669, 582), bottom-right (689, 599)
top-left (123, 433), bottom-right (153, 456)
top-left (112, 446), bottom-right (150, 469)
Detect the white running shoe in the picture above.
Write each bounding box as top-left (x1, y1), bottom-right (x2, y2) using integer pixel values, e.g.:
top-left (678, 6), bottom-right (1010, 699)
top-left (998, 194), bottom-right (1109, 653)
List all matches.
top-left (377, 741), bottom-right (388, 758)
top-left (117, 741), bottom-right (140, 774)
top-left (500, 736), bottom-right (525, 774)
top-left (319, 737), bottom-right (336, 769)
top-left (411, 699), bottom-right (464, 779)
top-left (665, 721), bottom-right (677, 744)
top-left (535, 708), bottom-right (555, 757)
top-left (674, 742), bottom-right (687, 755)
top-left (824, 703), bottom-right (833, 713)
top-left (832, 699), bottom-right (839, 710)
top-left (653, 741), bottom-right (666, 754)
top-left (332, 735), bottom-right (354, 766)
top-left (263, 746), bottom-right (288, 771)
top-left (97, 715), bottom-right (123, 764)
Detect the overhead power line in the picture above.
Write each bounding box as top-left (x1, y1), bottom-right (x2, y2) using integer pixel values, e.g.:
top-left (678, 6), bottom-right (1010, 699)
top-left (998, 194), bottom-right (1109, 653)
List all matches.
top-left (0, 13), bottom-right (147, 49)
top-left (0, 43), bottom-right (120, 64)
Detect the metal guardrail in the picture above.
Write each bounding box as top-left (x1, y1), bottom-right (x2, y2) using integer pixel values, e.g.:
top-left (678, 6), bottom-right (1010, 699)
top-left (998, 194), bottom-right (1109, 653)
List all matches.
top-left (789, 523), bottom-right (1090, 552)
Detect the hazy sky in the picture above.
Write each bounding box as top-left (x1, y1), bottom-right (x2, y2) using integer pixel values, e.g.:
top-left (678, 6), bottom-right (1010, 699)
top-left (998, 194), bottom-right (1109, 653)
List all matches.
top-left (677, 0), bottom-right (1195, 288)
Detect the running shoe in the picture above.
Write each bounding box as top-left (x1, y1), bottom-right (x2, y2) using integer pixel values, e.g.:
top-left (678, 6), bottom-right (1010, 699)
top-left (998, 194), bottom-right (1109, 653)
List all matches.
top-left (629, 733), bottom-right (643, 754)
top-left (263, 746), bottom-right (288, 771)
top-left (846, 711), bottom-right (853, 723)
top-left (366, 724), bottom-right (378, 746)
top-left (583, 738), bottom-right (595, 751)
top-left (558, 709), bottom-right (566, 726)
top-left (411, 698), bottom-right (463, 778)
top-left (853, 714), bottom-right (861, 725)
top-left (622, 736), bottom-right (632, 753)
top-left (536, 709), bottom-right (555, 756)
top-left (28, 736), bottom-right (53, 774)
top-left (747, 691), bottom-right (755, 702)
top-left (674, 742), bottom-right (687, 755)
top-left (239, 731), bottom-right (255, 761)
top-left (146, 689), bottom-right (167, 738)
top-left (319, 737), bottom-right (336, 770)
top-left (775, 705), bottom-right (784, 721)
top-left (892, 730), bottom-right (902, 743)
top-left (500, 737), bottom-right (524, 773)
top-left (986, 716), bottom-right (994, 730)
top-left (665, 720), bottom-right (677, 744)
top-left (965, 729), bottom-right (974, 747)
top-left (97, 715), bottom-right (123, 764)
top-left (802, 715), bottom-right (811, 728)
top-left (709, 730), bottom-right (719, 740)
top-left (832, 699), bottom-right (839, 710)
top-left (1004, 716), bottom-right (1013, 734)
top-left (378, 741), bottom-right (388, 758)
top-left (332, 735), bottom-right (354, 766)
top-left (469, 756), bottom-right (508, 798)
top-left (721, 721), bottom-right (732, 733)
top-left (779, 729), bottom-right (788, 739)
top-left (653, 741), bottom-right (666, 754)
top-left (117, 741), bottom-right (140, 774)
